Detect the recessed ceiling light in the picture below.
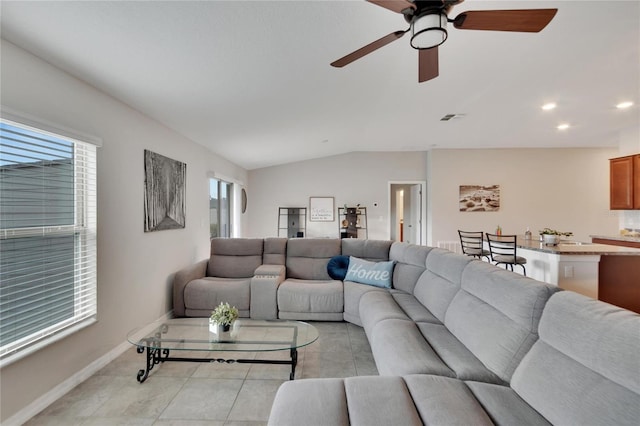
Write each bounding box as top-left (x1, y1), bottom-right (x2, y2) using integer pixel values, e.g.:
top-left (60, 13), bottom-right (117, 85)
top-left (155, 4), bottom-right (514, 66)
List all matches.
top-left (542, 102), bottom-right (557, 111)
top-left (616, 101), bottom-right (634, 109)
top-left (557, 123), bottom-right (570, 130)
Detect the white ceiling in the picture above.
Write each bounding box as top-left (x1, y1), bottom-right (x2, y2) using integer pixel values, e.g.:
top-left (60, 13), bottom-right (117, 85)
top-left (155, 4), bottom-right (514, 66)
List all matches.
top-left (1, 1), bottom-right (639, 170)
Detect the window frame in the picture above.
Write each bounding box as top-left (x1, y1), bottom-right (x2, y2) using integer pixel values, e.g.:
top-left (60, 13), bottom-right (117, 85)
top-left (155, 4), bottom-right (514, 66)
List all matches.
top-left (0, 111), bottom-right (100, 367)
top-left (209, 177), bottom-right (234, 238)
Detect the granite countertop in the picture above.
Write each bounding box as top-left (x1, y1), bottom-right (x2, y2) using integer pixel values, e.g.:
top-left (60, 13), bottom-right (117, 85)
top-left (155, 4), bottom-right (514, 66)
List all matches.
top-left (514, 236), bottom-right (640, 256)
top-left (589, 234), bottom-right (640, 243)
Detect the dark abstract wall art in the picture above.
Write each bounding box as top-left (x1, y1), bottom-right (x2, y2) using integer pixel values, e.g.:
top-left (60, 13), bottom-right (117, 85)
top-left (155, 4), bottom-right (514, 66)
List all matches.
top-left (144, 150), bottom-right (186, 232)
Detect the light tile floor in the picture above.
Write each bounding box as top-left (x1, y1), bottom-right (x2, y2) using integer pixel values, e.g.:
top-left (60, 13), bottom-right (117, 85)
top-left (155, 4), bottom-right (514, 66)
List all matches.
top-left (25, 322), bottom-right (377, 426)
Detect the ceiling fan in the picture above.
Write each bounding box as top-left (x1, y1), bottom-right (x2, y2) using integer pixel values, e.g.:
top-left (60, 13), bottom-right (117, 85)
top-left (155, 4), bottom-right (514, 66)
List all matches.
top-left (331, 0), bottom-right (557, 83)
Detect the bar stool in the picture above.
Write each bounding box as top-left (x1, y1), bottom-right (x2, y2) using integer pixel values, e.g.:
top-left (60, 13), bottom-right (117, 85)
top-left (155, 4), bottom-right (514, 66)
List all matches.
top-left (458, 230), bottom-right (490, 261)
top-left (485, 233), bottom-right (527, 276)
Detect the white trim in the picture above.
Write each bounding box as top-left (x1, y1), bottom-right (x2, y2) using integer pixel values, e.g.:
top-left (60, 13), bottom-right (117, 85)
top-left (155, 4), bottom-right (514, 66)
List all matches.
top-left (207, 170), bottom-right (244, 187)
top-left (0, 106), bottom-right (103, 147)
top-left (0, 317), bottom-right (97, 369)
top-left (3, 311), bottom-right (174, 426)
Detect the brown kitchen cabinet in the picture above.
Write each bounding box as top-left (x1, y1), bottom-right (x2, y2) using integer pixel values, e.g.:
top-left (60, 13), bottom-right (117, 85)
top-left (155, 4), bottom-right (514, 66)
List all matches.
top-left (591, 237), bottom-right (640, 313)
top-left (610, 154), bottom-right (640, 210)
top-left (635, 155), bottom-right (640, 208)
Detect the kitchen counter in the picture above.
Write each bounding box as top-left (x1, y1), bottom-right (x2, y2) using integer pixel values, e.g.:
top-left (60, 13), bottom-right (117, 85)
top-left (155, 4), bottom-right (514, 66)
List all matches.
top-left (503, 236), bottom-right (640, 313)
top-left (516, 236), bottom-right (640, 255)
top-left (589, 234), bottom-right (640, 243)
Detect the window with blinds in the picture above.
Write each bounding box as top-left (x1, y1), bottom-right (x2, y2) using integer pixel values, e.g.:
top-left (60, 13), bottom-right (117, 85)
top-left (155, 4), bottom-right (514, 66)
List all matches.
top-left (0, 117), bottom-right (97, 366)
top-left (209, 177), bottom-right (233, 238)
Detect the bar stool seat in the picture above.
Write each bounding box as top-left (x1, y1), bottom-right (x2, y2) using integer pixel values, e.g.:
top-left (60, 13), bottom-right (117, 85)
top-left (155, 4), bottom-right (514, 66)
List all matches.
top-left (485, 233), bottom-right (527, 276)
top-left (458, 230), bottom-right (490, 261)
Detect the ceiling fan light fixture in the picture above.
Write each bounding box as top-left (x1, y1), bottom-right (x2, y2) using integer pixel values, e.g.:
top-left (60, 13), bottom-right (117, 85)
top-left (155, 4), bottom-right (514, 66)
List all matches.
top-left (410, 12), bottom-right (448, 50)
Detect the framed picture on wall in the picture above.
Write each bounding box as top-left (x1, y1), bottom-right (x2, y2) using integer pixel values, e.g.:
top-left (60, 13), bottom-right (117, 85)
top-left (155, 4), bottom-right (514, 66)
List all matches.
top-left (309, 196), bottom-right (334, 221)
top-left (144, 149), bottom-right (187, 231)
top-left (459, 185), bottom-right (500, 212)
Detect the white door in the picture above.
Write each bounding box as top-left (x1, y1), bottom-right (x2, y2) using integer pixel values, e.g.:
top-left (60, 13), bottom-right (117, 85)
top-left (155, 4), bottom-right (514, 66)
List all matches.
top-left (389, 182), bottom-right (424, 244)
top-left (407, 184), bottom-right (422, 244)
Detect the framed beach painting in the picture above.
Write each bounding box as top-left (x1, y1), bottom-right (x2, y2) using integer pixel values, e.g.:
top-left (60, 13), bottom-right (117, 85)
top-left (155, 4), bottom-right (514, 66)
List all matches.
top-left (459, 185), bottom-right (500, 212)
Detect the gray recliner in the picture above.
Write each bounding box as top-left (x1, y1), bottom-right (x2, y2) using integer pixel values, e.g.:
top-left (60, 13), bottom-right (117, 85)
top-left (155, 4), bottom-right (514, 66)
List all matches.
top-left (277, 238), bottom-right (343, 321)
top-left (172, 238), bottom-right (264, 317)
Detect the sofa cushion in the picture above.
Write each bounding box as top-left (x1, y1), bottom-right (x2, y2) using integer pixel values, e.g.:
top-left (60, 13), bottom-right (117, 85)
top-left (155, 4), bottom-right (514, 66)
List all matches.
top-left (268, 378), bottom-right (350, 426)
top-left (327, 255), bottom-right (350, 280)
top-left (511, 291), bottom-right (640, 426)
top-left (359, 291), bottom-right (411, 336)
top-left (416, 322), bottom-right (504, 384)
top-left (390, 291), bottom-right (440, 324)
top-left (403, 375), bottom-right (494, 425)
top-left (344, 256), bottom-right (395, 288)
top-left (389, 243), bottom-right (434, 294)
top-left (369, 319), bottom-right (455, 377)
top-left (263, 237), bottom-right (287, 265)
top-left (277, 278), bottom-right (343, 314)
top-left (208, 238), bottom-right (263, 278)
top-left (444, 261), bottom-right (559, 383)
top-left (413, 248), bottom-right (474, 323)
top-left (341, 239), bottom-right (393, 261)
top-left (343, 281), bottom-right (386, 327)
top-left (343, 376), bottom-right (423, 426)
top-left (184, 277), bottom-right (250, 314)
top-left (268, 376), bottom-right (422, 426)
top-left (286, 238), bottom-right (341, 280)
top-left (465, 381), bottom-right (551, 426)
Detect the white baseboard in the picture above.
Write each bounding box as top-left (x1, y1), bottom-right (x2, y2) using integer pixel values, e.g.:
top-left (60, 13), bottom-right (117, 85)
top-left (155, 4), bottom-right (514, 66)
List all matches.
top-left (4, 311), bottom-right (174, 426)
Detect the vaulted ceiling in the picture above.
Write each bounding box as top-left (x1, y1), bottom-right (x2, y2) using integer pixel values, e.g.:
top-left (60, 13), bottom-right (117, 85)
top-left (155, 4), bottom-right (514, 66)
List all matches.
top-left (1, 1), bottom-right (638, 169)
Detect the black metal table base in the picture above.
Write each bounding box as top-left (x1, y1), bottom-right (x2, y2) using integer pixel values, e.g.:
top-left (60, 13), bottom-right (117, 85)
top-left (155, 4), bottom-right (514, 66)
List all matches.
top-left (136, 346), bottom-right (298, 382)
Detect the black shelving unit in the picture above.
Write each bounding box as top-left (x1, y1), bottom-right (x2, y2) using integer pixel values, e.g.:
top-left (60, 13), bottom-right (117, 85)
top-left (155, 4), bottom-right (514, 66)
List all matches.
top-left (278, 207), bottom-right (306, 238)
top-left (338, 207), bottom-right (367, 239)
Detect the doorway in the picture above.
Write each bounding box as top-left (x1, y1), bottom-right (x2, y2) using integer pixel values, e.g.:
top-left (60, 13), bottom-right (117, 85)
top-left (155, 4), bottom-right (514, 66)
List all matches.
top-left (389, 182), bottom-right (425, 245)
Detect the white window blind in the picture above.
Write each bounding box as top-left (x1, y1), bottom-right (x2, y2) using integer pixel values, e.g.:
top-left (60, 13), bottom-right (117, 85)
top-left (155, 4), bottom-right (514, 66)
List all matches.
top-left (0, 117), bottom-right (97, 366)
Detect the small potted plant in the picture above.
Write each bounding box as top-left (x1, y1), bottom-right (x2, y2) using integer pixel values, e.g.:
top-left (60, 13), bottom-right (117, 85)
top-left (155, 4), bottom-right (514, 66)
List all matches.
top-left (209, 302), bottom-right (239, 332)
top-left (539, 228), bottom-right (573, 246)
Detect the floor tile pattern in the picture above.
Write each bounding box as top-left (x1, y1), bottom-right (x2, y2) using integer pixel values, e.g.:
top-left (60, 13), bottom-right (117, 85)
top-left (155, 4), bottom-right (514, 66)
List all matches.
top-left (25, 322), bottom-right (377, 425)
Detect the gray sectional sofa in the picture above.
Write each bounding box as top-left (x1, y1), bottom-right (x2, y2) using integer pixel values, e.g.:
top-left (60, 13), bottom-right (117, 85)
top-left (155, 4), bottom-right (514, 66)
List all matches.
top-left (173, 237), bottom-right (393, 321)
top-left (172, 237), bottom-right (640, 425)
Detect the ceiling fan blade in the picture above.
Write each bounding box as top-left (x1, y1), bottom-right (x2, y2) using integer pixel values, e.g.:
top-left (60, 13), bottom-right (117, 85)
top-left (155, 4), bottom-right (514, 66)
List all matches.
top-left (366, 0), bottom-right (416, 14)
top-left (418, 47), bottom-right (439, 83)
top-left (453, 9), bottom-right (558, 32)
top-left (331, 30), bottom-right (407, 68)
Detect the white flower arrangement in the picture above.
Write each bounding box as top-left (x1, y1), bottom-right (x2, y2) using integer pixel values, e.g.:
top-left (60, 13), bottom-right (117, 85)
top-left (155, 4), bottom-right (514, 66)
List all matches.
top-left (210, 302), bottom-right (239, 326)
top-left (538, 228), bottom-right (573, 237)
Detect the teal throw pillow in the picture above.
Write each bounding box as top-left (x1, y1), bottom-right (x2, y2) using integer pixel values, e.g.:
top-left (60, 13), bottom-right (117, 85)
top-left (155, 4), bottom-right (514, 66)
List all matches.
top-left (344, 256), bottom-right (395, 288)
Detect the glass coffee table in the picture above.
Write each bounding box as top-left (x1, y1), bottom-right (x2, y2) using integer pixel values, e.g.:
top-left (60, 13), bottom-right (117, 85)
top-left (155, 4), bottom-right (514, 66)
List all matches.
top-left (127, 318), bottom-right (318, 382)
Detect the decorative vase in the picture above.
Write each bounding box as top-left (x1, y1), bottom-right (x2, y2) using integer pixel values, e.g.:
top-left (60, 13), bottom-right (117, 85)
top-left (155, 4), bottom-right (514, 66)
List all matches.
top-left (543, 234), bottom-right (559, 246)
top-left (209, 320), bottom-right (234, 336)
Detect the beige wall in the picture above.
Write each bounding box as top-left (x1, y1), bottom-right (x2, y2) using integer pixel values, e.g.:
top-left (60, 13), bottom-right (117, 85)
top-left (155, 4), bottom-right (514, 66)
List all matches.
top-left (427, 148), bottom-right (620, 245)
top-left (247, 148), bottom-right (622, 246)
top-left (0, 40), bottom-right (248, 422)
top-left (247, 152), bottom-right (428, 240)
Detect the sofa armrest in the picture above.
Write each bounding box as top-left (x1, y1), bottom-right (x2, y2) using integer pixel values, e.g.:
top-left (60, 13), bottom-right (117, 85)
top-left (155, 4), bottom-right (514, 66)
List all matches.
top-left (173, 259), bottom-right (208, 317)
top-left (251, 264), bottom-right (286, 319)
